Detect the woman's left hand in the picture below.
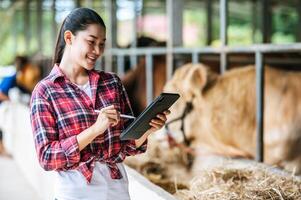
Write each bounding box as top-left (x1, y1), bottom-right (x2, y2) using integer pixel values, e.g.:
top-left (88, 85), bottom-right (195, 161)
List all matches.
top-left (135, 110), bottom-right (171, 148)
top-left (148, 110), bottom-right (171, 133)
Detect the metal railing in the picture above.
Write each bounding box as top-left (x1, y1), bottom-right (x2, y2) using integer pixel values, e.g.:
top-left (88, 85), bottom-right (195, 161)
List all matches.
top-left (103, 0), bottom-right (301, 163)
top-left (103, 42), bottom-right (301, 163)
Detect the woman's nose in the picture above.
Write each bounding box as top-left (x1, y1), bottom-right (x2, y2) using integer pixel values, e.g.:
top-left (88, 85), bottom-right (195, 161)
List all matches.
top-left (93, 46), bottom-right (100, 56)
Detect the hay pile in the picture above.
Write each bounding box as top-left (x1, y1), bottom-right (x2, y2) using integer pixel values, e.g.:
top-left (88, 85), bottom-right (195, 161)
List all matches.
top-left (174, 166), bottom-right (301, 200)
top-left (125, 136), bottom-right (192, 193)
top-left (126, 135), bottom-right (301, 199)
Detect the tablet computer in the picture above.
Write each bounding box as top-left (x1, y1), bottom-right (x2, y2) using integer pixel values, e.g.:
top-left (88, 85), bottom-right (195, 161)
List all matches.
top-left (120, 93), bottom-right (180, 140)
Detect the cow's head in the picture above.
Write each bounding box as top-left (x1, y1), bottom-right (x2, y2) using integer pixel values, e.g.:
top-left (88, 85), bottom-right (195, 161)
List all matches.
top-left (164, 63), bottom-right (209, 102)
top-left (163, 63), bottom-right (216, 144)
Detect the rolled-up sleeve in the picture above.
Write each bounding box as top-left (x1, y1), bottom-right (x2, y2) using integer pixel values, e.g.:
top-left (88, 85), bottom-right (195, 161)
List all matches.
top-left (123, 139), bottom-right (147, 156)
top-left (30, 88), bottom-right (80, 170)
top-left (116, 75), bottom-right (147, 156)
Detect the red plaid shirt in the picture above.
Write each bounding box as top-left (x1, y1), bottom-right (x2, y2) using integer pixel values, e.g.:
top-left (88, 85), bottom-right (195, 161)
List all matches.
top-left (30, 64), bottom-right (147, 182)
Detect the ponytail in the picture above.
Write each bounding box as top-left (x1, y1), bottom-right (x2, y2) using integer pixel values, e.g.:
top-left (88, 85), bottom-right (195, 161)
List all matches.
top-left (52, 18), bottom-right (67, 66)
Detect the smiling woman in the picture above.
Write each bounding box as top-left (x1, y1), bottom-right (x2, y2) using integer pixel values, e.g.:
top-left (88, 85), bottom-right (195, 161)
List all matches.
top-left (29, 7), bottom-right (169, 200)
top-left (60, 23), bottom-right (106, 75)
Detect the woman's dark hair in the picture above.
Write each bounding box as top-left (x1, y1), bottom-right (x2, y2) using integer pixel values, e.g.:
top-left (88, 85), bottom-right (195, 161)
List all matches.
top-left (53, 8), bottom-right (106, 65)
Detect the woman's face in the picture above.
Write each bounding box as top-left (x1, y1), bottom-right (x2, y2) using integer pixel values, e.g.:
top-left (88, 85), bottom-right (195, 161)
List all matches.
top-left (70, 24), bottom-right (106, 70)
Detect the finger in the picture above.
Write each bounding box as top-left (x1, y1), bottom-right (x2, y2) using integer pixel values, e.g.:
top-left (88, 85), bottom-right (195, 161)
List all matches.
top-left (163, 110), bottom-right (171, 115)
top-left (149, 122), bottom-right (161, 129)
top-left (110, 112), bottom-right (120, 122)
top-left (108, 117), bottom-right (118, 126)
top-left (156, 114), bottom-right (167, 121)
top-left (105, 109), bottom-right (118, 115)
top-left (106, 113), bottom-right (119, 122)
top-left (104, 110), bottom-right (119, 121)
top-left (105, 105), bottom-right (115, 109)
top-left (115, 111), bottom-right (120, 121)
top-left (111, 120), bottom-right (118, 127)
top-left (102, 105), bottom-right (115, 111)
top-left (150, 119), bottom-right (165, 126)
top-left (101, 111), bottom-right (117, 121)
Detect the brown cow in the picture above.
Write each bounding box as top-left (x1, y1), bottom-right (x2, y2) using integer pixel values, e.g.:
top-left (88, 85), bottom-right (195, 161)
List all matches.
top-left (163, 63), bottom-right (301, 174)
top-left (17, 63), bottom-right (41, 93)
top-left (121, 37), bottom-right (166, 116)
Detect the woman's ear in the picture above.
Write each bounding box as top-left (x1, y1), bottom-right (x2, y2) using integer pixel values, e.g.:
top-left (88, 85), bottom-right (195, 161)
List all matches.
top-left (64, 30), bottom-right (73, 45)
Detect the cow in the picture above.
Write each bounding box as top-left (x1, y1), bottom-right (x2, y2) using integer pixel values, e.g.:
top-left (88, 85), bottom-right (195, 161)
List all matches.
top-left (0, 56), bottom-right (42, 156)
top-left (121, 36), bottom-right (167, 116)
top-left (163, 63), bottom-right (301, 174)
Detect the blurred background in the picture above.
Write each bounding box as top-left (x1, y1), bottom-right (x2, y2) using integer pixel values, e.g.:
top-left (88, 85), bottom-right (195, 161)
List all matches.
top-left (0, 0), bottom-right (300, 66)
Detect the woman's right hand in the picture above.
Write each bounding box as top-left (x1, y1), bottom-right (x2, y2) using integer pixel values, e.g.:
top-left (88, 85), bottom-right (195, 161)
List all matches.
top-left (92, 105), bottom-right (120, 135)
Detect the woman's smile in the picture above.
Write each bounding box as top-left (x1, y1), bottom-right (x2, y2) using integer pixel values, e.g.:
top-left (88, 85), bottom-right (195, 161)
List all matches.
top-left (86, 54), bottom-right (97, 65)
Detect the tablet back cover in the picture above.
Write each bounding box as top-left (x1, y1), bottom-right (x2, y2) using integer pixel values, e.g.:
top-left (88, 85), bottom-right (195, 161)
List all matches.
top-left (120, 93), bottom-right (180, 140)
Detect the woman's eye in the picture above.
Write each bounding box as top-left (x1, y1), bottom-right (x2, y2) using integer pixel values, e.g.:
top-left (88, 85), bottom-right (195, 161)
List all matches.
top-left (88, 40), bottom-right (94, 45)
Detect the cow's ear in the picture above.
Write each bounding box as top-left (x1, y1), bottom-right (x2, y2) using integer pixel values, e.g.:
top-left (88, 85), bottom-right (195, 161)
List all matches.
top-left (182, 64), bottom-right (207, 101)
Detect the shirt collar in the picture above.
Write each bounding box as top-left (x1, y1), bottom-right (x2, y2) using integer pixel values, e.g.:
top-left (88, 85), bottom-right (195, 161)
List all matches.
top-left (49, 64), bottom-right (65, 82)
top-left (49, 64), bottom-right (100, 84)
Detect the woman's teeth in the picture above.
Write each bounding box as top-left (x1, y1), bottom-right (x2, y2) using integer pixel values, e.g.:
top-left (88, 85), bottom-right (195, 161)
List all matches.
top-left (87, 56), bottom-right (96, 64)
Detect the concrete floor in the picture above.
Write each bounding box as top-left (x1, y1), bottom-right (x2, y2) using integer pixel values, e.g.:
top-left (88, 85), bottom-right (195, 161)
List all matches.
top-left (0, 156), bottom-right (40, 200)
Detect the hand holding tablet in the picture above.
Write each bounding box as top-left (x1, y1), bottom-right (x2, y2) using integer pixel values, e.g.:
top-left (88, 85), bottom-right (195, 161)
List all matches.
top-left (120, 93), bottom-right (180, 140)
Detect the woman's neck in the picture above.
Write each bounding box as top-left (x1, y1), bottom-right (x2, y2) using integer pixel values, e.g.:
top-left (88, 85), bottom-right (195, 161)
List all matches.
top-left (59, 53), bottom-right (89, 85)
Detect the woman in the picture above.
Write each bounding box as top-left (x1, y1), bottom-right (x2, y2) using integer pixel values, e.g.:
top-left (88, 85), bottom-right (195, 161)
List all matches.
top-left (30, 8), bottom-right (169, 200)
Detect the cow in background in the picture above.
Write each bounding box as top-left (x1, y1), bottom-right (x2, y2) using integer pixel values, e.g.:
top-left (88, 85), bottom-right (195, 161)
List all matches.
top-left (0, 55), bottom-right (42, 155)
top-left (163, 63), bottom-right (301, 174)
top-left (121, 36), bottom-right (166, 116)
top-left (17, 61), bottom-right (41, 94)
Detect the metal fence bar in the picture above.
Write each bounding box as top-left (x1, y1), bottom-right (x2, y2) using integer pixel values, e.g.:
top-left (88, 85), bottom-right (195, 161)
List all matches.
top-left (220, 0), bottom-right (228, 46)
top-left (104, 0), bottom-right (116, 72)
top-left (255, 51), bottom-right (264, 162)
top-left (117, 55), bottom-right (125, 77)
top-left (51, 0), bottom-right (57, 49)
top-left (221, 53), bottom-right (227, 73)
top-left (37, 0), bottom-right (43, 52)
top-left (262, 0), bottom-right (272, 43)
top-left (106, 43), bottom-right (301, 56)
top-left (206, 0), bottom-right (213, 45)
top-left (223, 44), bottom-right (301, 53)
top-left (298, 0), bottom-right (301, 41)
top-left (192, 51), bottom-right (199, 64)
top-left (130, 0), bottom-right (138, 69)
top-left (167, 0), bottom-right (174, 81)
top-left (24, 0), bottom-right (30, 50)
top-left (220, 0), bottom-right (228, 74)
top-left (146, 54), bottom-right (153, 105)
top-left (251, 0), bottom-right (258, 43)
top-left (13, 7), bottom-right (17, 54)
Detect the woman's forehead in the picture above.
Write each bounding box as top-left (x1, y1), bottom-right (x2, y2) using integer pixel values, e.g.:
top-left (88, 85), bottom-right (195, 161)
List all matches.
top-left (79, 24), bottom-right (106, 40)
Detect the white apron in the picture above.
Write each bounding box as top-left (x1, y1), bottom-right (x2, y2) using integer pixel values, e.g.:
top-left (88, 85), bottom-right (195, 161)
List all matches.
top-left (54, 162), bottom-right (130, 200)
